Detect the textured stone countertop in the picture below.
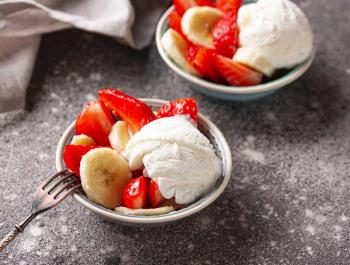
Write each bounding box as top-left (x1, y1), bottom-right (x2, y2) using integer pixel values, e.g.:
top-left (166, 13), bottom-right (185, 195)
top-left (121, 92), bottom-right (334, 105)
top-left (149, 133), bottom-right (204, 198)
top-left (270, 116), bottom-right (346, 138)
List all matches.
top-left (0, 0), bottom-right (349, 264)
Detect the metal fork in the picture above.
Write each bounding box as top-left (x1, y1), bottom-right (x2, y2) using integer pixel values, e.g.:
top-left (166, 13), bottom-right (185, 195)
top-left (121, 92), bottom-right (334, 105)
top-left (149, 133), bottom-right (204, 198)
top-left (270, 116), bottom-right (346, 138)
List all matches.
top-left (0, 170), bottom-right (81, 252)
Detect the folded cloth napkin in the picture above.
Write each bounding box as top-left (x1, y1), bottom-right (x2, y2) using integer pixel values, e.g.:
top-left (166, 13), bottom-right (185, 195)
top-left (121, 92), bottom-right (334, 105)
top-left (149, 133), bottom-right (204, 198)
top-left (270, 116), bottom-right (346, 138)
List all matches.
top-left (0, 0), bottom-right (170, 113)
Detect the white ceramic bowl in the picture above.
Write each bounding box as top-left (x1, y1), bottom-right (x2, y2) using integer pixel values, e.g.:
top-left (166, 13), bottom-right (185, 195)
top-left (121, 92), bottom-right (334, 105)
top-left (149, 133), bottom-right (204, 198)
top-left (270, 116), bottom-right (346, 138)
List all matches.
top-left (155, 6), bottom-right (316, 101)
top-left (56, 98), bottom-right (232, 226)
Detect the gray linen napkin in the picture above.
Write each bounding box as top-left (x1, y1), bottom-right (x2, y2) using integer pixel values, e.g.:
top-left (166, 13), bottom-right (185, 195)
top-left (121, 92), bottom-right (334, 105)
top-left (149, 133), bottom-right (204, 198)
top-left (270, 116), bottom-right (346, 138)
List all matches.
top-left (0, 0), bottom-right (169, 113)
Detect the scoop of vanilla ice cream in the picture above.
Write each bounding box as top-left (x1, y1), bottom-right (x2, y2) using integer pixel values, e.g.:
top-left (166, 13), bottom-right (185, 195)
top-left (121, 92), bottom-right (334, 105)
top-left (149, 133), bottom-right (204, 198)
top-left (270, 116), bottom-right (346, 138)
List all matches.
top-left (238, 0), bottom-right (314, 69)
top-left (124, 116), bottom-right (221, 204)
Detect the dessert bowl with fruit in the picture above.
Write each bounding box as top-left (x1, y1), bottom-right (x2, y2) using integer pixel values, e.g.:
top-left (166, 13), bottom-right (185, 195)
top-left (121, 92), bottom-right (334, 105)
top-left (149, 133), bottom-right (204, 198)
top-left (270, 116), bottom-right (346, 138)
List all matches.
top-left (56, 89), bottom-right (232, 225)
top-left (156, 0), bottom-right (315, 101)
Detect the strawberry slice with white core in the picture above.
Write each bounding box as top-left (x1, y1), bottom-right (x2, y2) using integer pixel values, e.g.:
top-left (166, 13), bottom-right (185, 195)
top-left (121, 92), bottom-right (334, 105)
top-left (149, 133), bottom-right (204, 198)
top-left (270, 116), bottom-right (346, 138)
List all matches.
top-left (156, 98), bottom-right (198, 125)
top-left (99, 89), bottom-right (156, 133)
top-left (122, 176), bottom-right (148, 209)
top-left (214, 55), bottom-right (263, 86)
top-left (75, 99), bottom-right (115, 146)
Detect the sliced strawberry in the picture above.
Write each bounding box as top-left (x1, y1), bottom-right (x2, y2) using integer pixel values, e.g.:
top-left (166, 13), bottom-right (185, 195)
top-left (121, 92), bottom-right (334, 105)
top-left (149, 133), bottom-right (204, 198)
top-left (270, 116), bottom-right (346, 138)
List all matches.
top-left (169, 10), bottom-right (183, 35)
top-left (173, 0), bottom-right (213, 16)
top-left (196, 0), bottom-right (215, 7)
top-left (75, 99), bottom-right (114, 146)
top-left (156, 98), bottom-right (198, 123)
top-left (149, 180), bottom-right (166, 208)
top-left (63, 145), bottom-right (98, 177)
top-left (187, 45), bottom-right (200, 62)
top-left (187, 46), bottom-right (223, 82)
top-left (217, 0), bottom-right (242, 13)
top-left (212, 11), bottom-right (239, 58)
top-left (122, 176), bottom-right (148, 209)
top-left (168, 10), bottom-right (191, 43)
top-left (98, 89), bottom-right (156, 133)
top-left (214, 55), bottom-right (263, 86)
top-left (173, 0), bottom-right (196, 16)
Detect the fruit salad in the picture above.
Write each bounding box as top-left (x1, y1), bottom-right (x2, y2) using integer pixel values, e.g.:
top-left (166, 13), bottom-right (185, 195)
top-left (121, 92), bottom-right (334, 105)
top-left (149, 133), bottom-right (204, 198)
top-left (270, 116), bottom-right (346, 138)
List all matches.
top-left (161, 0), bottom-right (314, 86)
top-left (63, 89), bottom-right (221, 215)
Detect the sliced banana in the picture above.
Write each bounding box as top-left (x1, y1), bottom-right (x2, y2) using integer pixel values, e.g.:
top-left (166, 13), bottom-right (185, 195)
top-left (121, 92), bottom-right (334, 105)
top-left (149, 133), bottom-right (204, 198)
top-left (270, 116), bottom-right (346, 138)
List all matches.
top-left (161, 29), bottom-right (201, 76)
top-left (109, 121), bottom-right (130, 152)
top-left (233, 47), bottom-right (274, 77)
top-left (114, 206), bottom-right (174, 216)
top-left (181, 6), bottom-right (222, 48)
top-left (71, 134), bottom-right (95, 146)
top-left (80, 148), bottom-right (131, 209)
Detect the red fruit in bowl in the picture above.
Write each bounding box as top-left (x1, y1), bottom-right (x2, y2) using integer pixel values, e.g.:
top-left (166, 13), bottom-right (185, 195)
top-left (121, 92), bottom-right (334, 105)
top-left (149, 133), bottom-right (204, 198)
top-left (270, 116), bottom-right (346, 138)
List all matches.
top-left (188, 46), bottom-right (223, 82)
top-left (187, 44), bottom-right (200, 62)
top-left (169, 10), bottom-right (183, 36)
top-left (122, 176), bottom-right (148, 209)
top-left (173, 0), bottom-right (213, 16)
top-left (196, 0), bottom-right (215, 7)
top-left (99, 89), bottom-right (156, 133)
top-left (63, 145), bottom-right (98, 177)
top-left (173, 0), bottom-right (196, 16)
top-left (75, 99), bottom-right (114, 146)
top-left (157, 98), bottom-right (198, 123)
top-left (212, 11), bottom-right (239, 58)
top-left (214, 55), bottom-right (263, 86)
top-left (217, 0), bottom-right (242, 13)
top-left (149, 180), bottom-right (166, 208)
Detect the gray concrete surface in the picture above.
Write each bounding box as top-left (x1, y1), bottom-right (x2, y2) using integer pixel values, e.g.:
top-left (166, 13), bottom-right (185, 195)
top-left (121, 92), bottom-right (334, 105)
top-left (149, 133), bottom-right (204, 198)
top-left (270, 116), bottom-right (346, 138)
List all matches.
top-left (0, 0), bottom-right (350, 264)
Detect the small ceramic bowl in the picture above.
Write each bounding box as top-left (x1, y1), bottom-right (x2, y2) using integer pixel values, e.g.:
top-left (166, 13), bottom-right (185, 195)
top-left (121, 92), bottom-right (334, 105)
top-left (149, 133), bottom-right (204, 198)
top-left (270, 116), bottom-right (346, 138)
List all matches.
top-left (155, 5), bottom-right (316, 101)
top-left (56, 98), bottom-right (232, 226)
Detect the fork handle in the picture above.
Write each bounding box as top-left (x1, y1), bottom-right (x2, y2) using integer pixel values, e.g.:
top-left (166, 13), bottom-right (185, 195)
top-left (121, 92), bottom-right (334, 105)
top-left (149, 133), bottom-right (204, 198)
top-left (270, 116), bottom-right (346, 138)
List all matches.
top-left (0, 214), bottom-right (35, 252)
top-left (0, 226), bottom-right (22, 251)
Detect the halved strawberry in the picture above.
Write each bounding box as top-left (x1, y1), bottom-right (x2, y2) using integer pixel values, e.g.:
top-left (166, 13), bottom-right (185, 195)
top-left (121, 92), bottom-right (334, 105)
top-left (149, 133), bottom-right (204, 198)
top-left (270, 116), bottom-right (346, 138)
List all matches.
top-left (173, 0), bottom-right (213, 16)
top-left (214, 55), bottom-right (263, 86)
top-left (63, 145), bottom-right (98, 177)
top-left (212, 11), bottom-right (239, 58)
top-left (156, 98), bottom-right (198, 123)
top-left (149, 180), bottom-right (166, 208)
top-left (75, 99), bottom-right (114, 146)
top-left (216, 0), bottom-right (242, 13)
top-left (122, 176), bottom-right (148, 209)
top-left (98, 89), bottom-right (156, 133)
top-left (187, 46), bottom-right (223, 82)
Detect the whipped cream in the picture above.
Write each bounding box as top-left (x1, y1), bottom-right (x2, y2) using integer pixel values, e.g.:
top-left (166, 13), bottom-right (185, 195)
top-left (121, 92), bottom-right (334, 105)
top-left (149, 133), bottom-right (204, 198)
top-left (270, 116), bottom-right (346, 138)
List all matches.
top-left (237, 0), bottom-right (314, 69)
top-left (124, 116), bottom-right (221, 204)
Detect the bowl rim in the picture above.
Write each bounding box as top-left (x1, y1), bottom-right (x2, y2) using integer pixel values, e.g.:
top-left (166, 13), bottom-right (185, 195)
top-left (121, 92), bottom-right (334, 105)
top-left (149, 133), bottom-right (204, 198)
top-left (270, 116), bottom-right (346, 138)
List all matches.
top-left (155, 5), bottom-right (316, 95)
top-left (55, 98), bottom-right (232, 224)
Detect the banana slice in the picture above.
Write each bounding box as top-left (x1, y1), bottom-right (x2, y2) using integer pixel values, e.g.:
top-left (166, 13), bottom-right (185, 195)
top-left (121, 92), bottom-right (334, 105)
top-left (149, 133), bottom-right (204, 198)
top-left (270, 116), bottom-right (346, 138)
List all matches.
top-left (80, 148), bottom-right (131, 209)
top-left (233, 47), bottom-right (274, 77)
top-left (108, 121), bottom-right (130, 152)
top-left (114, 206), bottom-right (174, 216)
top-left (181, 6), bottom-right (222, 48)
top-left (71, 134), bottom-right (95, 146)
top-left (161, 29), bottom-right (201, 76)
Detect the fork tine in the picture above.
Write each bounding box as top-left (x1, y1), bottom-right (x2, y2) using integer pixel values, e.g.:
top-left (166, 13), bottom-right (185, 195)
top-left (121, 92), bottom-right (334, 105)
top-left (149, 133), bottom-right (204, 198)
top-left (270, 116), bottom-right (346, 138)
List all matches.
top-left (52, 178), bottom-right (81, 199)
top-left (41, 169), bottom-right (69, 189)
top-left (54, 183), bottom-right (82, 201)
top-left (46, 172), bottom-right (75, 194)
